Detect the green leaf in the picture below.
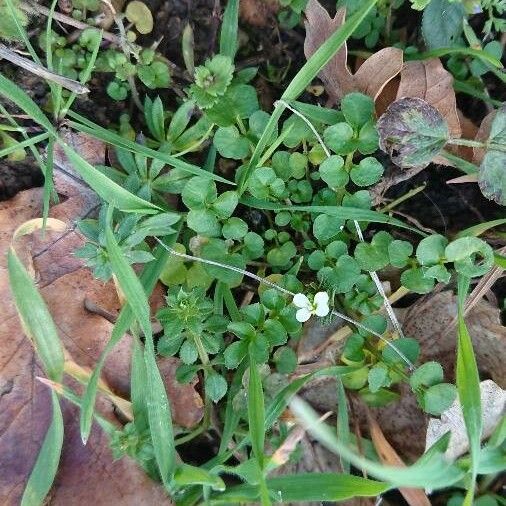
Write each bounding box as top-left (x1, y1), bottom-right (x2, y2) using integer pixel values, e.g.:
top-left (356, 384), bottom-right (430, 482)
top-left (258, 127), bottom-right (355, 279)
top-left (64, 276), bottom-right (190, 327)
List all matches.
top-left (201, 239), bottom-right (245, 287)
top-left (350, 157), bottom-right (384, 187)
top-left (313, 213), bottom-right (345, 242)
top-left (210, 473), bottom-right (388, 504)
top-left (174, 464), bottom-right (225, 491)
top-left (187, 209), bottom-right (221, 236)
top-left (214, 126), bottom-right (250, 159)
top-left (378, 97), bottom-right (449, 168)
top-left (341, 93), bottom-right (374, 129)
top-left (445, 237), bottom-right (494, 277)
top-left (222, 217), bottom-right (248, 240)
top-left (79, 237), bottom-right (178, 446)
top-left (478, 105), bottom-right (506, 206)
top-left (21, 394), bottom-right (63, 506)
top-left (219, 0), bottom-right (239, 59)
top-left (416, 234), bottom-right (448, 265)
top-left (206, 373), bottom-right (228, 403)
top-left (423, 383), bottom-right (457, 415)
top-left (319, 254), bottom-right (361, 293)
top-left (0, 73), bottom-right (55, 134)
top-left (213, 191), bottom-right (239, 219)
top-left (289, 397), bottom-right (464, 488)
top-left (401, 267), bottom-right (435, 293)
top-left (410, 361), bottom-right (444, 390)
top-left (248, 354), bottom-right (266, 469)
top-left (273, 347), bottom-right (297, 374)
top-left (456, 276), bottom-right (482, 505)
top-left (319, 155), bottom-right (348, 188)
top-left (382, 337), bottom-right (420, 365)
top-left (368, 364), bottom-right (389, 393)
top-left (388, 240), bottom-right (413, 268)
top-left (456, 218), bottom-right (506, 239)
top-left (323, 122), bottom-right (355, 155)
top-left (422, 0), bottom-right (465, 50)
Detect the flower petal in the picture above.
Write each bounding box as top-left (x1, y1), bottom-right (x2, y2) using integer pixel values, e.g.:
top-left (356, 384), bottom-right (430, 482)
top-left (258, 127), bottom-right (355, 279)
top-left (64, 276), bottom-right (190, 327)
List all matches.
top-left (296, 307), bottom-right (312, 322)
top-left (315, 303), bottom-right (330, 317)
top-left (293, 293), bottom-right (310, 309)
top-left (314, 291), bottom-right (329, 307)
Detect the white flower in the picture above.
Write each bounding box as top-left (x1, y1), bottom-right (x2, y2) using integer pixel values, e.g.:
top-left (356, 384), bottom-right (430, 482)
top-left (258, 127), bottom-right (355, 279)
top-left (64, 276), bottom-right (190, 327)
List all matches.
top-left (292, 291), bottom-right (330, 322)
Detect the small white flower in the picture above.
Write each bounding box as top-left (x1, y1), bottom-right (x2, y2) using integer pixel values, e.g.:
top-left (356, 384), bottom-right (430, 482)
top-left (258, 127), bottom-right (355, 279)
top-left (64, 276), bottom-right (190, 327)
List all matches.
top-left (292, 291), bottom-right (330, 322)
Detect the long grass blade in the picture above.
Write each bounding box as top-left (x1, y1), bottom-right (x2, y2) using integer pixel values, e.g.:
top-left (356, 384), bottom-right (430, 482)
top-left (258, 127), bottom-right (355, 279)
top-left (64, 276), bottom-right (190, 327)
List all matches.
top-left (238, 0), bottom-right (379, 191)
top-left (60, 143), bottom-right (161, 214)
top-left (248, 354), bottom-right (266, 469)
top-left (219, 0), bottom-right (239, 59)
top-left (105, 211), bottom-right (175, 485)
top-left (456, 275), bottom-right (482, 505)
top-left (66, 112), bottom-right (234, 185)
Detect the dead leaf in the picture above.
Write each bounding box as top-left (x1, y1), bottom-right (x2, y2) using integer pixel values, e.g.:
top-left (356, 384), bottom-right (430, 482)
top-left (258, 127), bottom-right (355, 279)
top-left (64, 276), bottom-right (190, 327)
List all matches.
top-left (473, 110), bottom-right (496, 164)
top-left (304, 0), bottom-right (403, 103)
top-left (396, 59), bottom-right (461, 138)
top-left (367, 411), bottom-right (431, 506)
top-left (0, 168), bottom-right (202, 503)
top-left (446, 174), bottom-right (479, 184)
top-left (425, 380), bottom-right (506, 460)
top-left (239, 0), bottom-right (278, 27)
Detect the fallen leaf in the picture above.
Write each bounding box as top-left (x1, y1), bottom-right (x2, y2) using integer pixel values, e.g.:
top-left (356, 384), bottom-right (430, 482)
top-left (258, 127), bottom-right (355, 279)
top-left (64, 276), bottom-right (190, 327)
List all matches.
top-left (367, 410), bottom-right (431, 506)
top-left (425, 380), bottom-right (506, 460)
top-left (473, 110), bottom-right (496, 164)
top-left (304, 0), bottom-right (403, 103)
top-left (0, 168), bottom-right (202, 503)
top-left (396, 59), bottom-right (461, 139)
top-left (377, 97), bottom-right (449, 168)
top-left (239, 0), bottom-right (278, 27)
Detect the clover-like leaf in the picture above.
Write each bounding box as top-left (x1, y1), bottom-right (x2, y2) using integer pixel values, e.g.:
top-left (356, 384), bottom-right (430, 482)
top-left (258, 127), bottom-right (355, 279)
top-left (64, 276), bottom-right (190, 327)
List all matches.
top-left (478, 104), bottom-right (506, 206)
top-left (378, 97), bottom-right (449, 168)
top-left (125, 1), bottom-right (153, 34)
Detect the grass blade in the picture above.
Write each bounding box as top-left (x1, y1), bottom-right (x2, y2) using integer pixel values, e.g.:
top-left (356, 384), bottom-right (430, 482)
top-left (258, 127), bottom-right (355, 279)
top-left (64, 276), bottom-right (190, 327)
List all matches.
top-left (105, 212), bottom-right (175, 485)
top-left (20, 393), bottom-right (63, 506)
top-left (66, 112), bottom-right (234, 185)
top-left (219, 0), bottom-right (239, 59)
top-left (60, 142), bottom-right (162, 214)
top-left (131, 333), bottom-right (149, 432)
top-left (7, 248), bottom-right (64, 379)
top-left (209, 473), bottom-right (389, 504)
top-left (8, 245), bottom-right (65, 506)
top-left (290, 396), bottom-right (465, 489)
top-left (456, 275), bottom-right (482, 505)
top-left (79, 237), bottom-right (177, 445)
top-left (238, 0), bottom-right (379, 191)
top-left (0, 132), bottom-right (50, 159)
top-left (248, 354), bottom-right (266, 469)
top-left (0, 73), bottom-right (55, 133)
top-left (241, 197), bottom-right (425, 234)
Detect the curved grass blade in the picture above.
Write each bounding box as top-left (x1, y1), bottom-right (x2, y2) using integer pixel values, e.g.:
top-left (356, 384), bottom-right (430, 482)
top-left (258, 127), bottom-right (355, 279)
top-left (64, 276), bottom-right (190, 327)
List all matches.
top-left (248, 354), bottom-right (266, 470)
top-left (79, 237), bottom-right (177, 445)
top-left (66, 111), bottom-right (234, 185)
top-left (60, 143), bottom-right (161, 214)
top-left (290, 396), bottom-right (465, 489)
top-left (456, 218), bottom-right (506, 239)
top-left (0, 132), bottom-right (50, 159)
top-left (456, 276), bottom-right (482, 506)
top-left (20, 393), bottom-right (63, 506)
top-left (0, 73), bottom-right (55, 134)
top-left (238, 0), bottom-right (379, 192)
top-left (209, 473), bottom-right (389, 504)
top-left (8, 247), bottom-right (65, 506)
top-left (105, 213), bottom-right (175, 485)
top-left (219, 0), bottom-right (239, 60)
top-left (241, 197), bottom-right (425, 235)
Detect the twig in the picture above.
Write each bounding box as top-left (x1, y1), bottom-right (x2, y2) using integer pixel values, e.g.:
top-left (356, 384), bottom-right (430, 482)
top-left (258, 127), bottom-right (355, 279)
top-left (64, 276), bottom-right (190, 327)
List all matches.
top-left (0, 43), bottom-right (89, 94)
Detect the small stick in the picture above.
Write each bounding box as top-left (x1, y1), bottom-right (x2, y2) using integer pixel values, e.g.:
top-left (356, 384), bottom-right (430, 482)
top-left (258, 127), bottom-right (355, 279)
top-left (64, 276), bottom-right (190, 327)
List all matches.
top-left (0, 43), bottom-right (89, 94)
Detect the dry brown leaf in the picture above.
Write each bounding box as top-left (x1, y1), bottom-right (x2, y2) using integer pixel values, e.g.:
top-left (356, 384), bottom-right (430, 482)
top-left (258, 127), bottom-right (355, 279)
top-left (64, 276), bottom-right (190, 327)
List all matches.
top-left (473, 109), bottom-right (496, 164)
top-left (239, 0), bottom-right (279, 27)
top-left (0, 167), bottom-right (203, 503)
top-left (366, 411), bottom-right (431, 506)
top-left (304, 0), bottom-right (403, 103)
top-left (396, 59), bottom-right (461, 138)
